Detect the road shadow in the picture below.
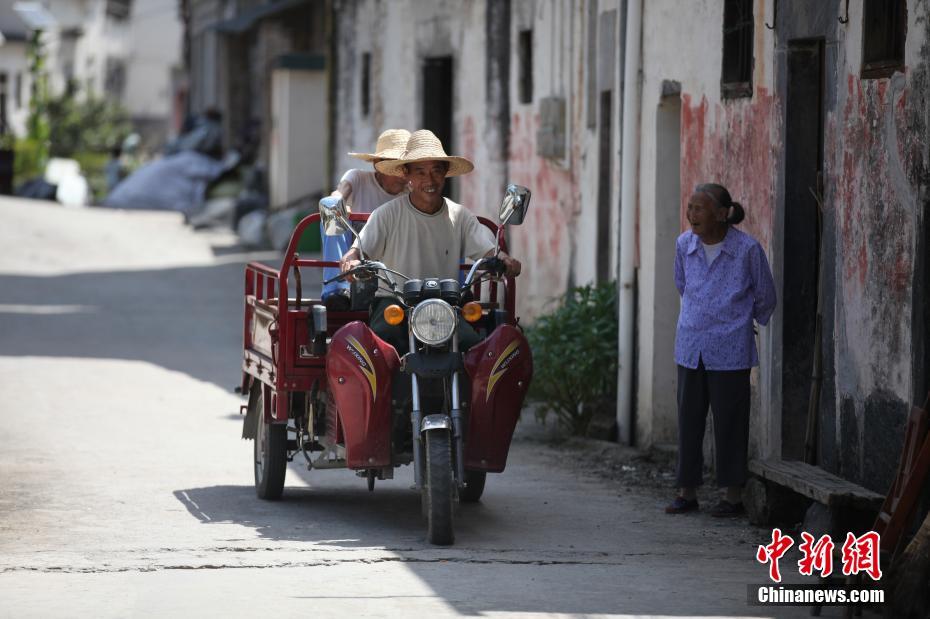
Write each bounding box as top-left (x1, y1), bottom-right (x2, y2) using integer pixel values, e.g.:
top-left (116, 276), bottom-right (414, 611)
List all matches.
top-left (0, 253), bottom-right (320, 393)
top-left (171, 458), bottom-right (788, 618)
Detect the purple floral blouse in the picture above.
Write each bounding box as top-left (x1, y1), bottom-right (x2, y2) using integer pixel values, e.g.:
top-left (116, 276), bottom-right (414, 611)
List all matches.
top-left (674, 227), bottom-right (777, 370)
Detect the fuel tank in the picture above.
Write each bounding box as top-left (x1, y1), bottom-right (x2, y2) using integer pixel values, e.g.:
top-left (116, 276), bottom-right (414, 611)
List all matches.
top-left (463, 325), bottom-right (533, 472)
top-left (326, 321), bottom-right (400, 468)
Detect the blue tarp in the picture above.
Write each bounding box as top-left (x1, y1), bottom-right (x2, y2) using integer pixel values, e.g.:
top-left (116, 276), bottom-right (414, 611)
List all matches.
top-left (103, 151), bottom-right (226, 214)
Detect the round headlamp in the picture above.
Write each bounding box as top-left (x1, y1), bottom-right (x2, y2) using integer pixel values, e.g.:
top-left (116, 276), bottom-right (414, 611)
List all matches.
top-left (409, 298), bottom-right (457, 346)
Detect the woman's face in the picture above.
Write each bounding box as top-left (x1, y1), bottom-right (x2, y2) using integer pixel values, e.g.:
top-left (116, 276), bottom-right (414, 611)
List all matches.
top-left (372, 160), bottom-right (409, 195)
top-left (686, 192), bottom-right (726, 239)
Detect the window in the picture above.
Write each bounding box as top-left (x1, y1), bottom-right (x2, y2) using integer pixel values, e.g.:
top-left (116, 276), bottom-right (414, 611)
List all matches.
top-left (14, 73), bottom-right (22, 109)
top-left (518, 29), bottom-right (533, 104)
top-left (360, 52), bottom-right (371, 117)
top-left (862, 0), bottom-right (907, 79)
top-left (721, 0), bottom-right (753, 99)
top-left (104, 57), bottom-right (126, 99)
top-left (0, 73), bottom-right (7, 133)
top-left (106, 0), bottom-right (132, 21)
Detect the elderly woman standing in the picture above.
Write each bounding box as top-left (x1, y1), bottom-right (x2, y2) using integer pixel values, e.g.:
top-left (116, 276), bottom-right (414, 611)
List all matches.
top-left (665, 183), bottom-right (777, 517)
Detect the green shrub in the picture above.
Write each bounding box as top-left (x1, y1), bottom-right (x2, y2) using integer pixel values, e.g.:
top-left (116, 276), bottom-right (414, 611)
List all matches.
top-left (47, 94), bottom-right (131, 157)
top-left (72, 151), bottom-right (111, 201)
top-left (13, 137), bottom-right (47, 186)
top-left (526, 281), bottom-right (618, 435)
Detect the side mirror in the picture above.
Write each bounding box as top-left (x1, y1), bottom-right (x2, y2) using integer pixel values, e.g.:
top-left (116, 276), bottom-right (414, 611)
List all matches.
top-left (499, 184), bottom-right (531, 226)
top-left (319, 196), bottom-right (350, 236)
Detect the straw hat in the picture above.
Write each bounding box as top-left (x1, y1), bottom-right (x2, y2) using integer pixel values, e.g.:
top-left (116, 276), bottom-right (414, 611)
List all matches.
top-left (348, 129), bottom-right (411, 162)
top-left (374, 129), bottom-right (474, 177)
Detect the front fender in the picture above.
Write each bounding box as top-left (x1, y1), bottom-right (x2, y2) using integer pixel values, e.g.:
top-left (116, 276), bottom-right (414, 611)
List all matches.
top-left (326, 321), bottom-right (400, 468)
top-left (463, 325), bottom-right (533, 472)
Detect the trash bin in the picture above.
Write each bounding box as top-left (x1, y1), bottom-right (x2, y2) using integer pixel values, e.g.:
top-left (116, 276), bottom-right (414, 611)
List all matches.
top-left (0, 149), bottom-right (14, 195)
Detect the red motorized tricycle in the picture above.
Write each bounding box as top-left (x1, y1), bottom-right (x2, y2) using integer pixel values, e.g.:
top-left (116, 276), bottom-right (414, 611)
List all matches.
top-left (239, 185), bottom-right (533, 544)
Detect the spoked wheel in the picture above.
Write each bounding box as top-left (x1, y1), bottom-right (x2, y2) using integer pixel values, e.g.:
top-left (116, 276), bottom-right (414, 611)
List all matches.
top-left (459, 470), bottom-right (487, 503)
top-left (424, 430), bottom-right (455, 545)
top-left (252, 386), bottom-right (287, 500)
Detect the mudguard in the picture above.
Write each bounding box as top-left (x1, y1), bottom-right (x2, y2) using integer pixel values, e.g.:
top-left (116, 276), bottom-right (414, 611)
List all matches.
top-left (463, 325), bottom-right (533, 472)
top-left (327, 321), bottom-right (400, 468)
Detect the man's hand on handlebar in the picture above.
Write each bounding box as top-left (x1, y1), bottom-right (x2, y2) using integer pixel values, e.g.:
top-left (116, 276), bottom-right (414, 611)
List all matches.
top-left (484, 251), bottom-right (521, 278)
top-left (500, 252), bottom-right (522, 278)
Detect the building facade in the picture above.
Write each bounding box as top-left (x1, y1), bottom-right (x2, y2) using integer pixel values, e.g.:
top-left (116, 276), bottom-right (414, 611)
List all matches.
top-left (331, 0), bottom-right (927, 495)
top-left (1, 0), bottom-right (182, 148)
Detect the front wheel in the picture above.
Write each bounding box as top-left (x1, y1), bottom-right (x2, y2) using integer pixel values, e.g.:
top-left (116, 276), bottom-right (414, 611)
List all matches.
top-left (252, 386), bottom-right (287, 500)
top-left (424, 430), bottom-right (455, 545)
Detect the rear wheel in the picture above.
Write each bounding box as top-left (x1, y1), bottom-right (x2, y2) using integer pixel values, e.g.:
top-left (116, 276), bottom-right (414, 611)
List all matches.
top-left (424, 430), bottom-right (455, 545)
top-left (253, 386), bottom-right (287, 500)
top-left (460, 470), bottom-right (486, 503)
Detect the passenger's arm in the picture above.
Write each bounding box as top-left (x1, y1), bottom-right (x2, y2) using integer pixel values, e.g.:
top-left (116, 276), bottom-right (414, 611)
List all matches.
top-left (330, 180), bottom-right (353, 212)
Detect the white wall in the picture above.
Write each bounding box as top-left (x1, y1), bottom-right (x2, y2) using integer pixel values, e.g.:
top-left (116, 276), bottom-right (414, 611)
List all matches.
top-left (270, 68), bottom-right (327, 207)
top-left (333, 0), bottom-right (504, 218)
top-left (0, 42), bottom-right (31, 137)
top-left (123, 0), bottom-right (182, 119)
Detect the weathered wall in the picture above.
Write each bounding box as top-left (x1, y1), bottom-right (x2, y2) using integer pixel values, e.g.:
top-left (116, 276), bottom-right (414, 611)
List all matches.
top-left (642, 0), bottom-right (927, 490)
top-left (506, 0), bottom-right (603, 320)
top-left (333, 0), bottom-right (500, 221)
top-left (824, 0), bottom-right (928, 491)
top-left (333, 0), bottom-right (612, 321)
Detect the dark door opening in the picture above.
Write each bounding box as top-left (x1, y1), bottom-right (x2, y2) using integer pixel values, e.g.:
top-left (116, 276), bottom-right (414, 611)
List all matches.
top-left (782, 39), bottom-right (825, 461)
top-left (596, 90), bottom-right (613, 283)
top-left (422, 56), bottom-right (454, 199)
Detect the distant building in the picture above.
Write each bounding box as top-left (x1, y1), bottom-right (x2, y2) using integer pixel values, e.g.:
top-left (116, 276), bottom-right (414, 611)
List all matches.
top-left (0, 0), bottom-right (182, 149)
top-left (182, 0), bottom-right (330, 207)
top-left (0, 3), bottom-right (32, 138)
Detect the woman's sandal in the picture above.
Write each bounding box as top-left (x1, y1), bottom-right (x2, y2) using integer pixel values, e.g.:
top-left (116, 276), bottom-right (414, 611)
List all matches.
top-left (664, 496), bottom-right (699, 514)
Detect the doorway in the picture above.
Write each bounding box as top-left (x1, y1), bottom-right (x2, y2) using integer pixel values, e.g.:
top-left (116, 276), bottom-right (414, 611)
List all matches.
top-left (651, 91), bottom-right (682, 443)
top-left (422, 56), bottom-right (454, 199)
top-left (782, 39), bottom-right (825, 460)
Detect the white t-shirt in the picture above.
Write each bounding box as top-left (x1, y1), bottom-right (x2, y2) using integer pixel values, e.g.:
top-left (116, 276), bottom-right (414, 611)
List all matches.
top-left (703, 240), bottom-right (723, 266)
top-left (357, 195), bottom-right (497, 284)
top-left (339, 168), bottom-right (398, 214)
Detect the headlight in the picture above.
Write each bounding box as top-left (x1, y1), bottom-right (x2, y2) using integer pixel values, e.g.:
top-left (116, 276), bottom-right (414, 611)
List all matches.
top-left (409, 299), bottom-right (457, 346)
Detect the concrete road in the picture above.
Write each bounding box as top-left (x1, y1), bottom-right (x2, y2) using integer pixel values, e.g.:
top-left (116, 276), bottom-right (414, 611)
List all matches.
top-left (0, 198), bottom-right (823, 618)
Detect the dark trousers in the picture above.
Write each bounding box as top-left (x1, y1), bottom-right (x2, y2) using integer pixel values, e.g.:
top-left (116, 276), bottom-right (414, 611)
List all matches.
top-left (676, 359), bottom-right (751, 488)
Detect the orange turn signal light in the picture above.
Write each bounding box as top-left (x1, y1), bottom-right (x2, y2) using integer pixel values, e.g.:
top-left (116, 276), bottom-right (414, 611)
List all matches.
top-left (383, 304), bottom-right (405, 326)
top-left (462, 301), bottom-right (483, 323)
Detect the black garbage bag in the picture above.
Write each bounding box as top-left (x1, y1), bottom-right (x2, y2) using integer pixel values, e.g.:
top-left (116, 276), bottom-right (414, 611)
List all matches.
top-left (15, 177), bottom-right (58, 201)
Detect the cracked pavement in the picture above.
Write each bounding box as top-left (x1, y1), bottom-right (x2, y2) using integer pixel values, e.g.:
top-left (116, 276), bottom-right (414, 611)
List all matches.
top-left (0, 198), bottom-right (816, 617)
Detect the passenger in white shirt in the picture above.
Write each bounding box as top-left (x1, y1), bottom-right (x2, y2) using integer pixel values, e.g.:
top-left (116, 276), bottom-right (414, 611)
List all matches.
top-left (322, 129), bottom-right (410, 308)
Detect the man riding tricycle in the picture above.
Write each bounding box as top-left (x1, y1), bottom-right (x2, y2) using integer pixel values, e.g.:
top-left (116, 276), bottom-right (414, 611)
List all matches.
top-left (239, 130), bottom-right (532, 545)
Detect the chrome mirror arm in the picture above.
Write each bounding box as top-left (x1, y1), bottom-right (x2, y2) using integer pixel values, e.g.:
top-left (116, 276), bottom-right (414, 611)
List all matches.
top-left (338, 215), bottom-right (366, 261)
top-left (464, 258), bottom-right (488, 288)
